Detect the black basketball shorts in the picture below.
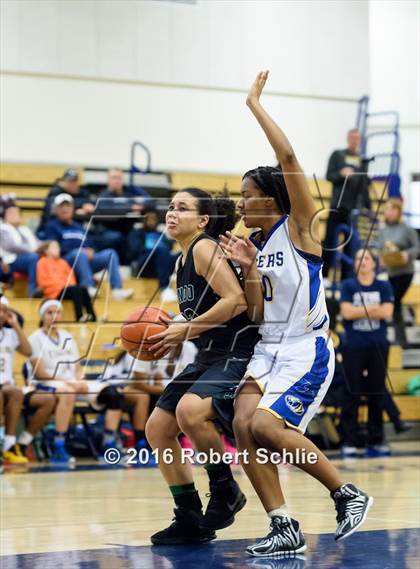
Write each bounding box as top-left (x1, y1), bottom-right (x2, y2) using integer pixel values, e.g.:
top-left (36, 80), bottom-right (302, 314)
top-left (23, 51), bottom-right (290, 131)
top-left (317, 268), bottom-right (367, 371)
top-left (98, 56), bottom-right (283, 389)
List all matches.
top-left (156, 349), bottom-right (251, 437)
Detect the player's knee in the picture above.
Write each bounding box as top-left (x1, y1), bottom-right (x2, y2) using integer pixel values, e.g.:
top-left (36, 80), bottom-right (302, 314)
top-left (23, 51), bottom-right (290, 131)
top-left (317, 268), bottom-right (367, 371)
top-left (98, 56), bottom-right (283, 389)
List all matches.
top-left (97, 386), bottom-right (123, 410)
top-left (147, 416), bottom-right (171, 450)
top-left (58, 391), bottom-right (76, 406)
top-left (232, 412), bottom-right (252, 439)
top-left (145, 423), bottom-right (154, 448)
top-left (251, 413), bottom-right (276, 448)
top-left (40, 394), bottom-right (57, 413)
top-left (8, 386), bottom-right (24, 403)
top-left (59, 382), bottom-right (76, 394)
top-left (175, 400), bottom-right (202, 433)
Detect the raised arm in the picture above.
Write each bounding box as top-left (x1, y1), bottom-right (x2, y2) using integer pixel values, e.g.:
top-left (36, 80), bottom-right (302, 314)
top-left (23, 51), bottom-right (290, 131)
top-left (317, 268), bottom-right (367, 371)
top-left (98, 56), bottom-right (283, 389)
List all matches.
top-left (7, 311), bottom-right (32, 357)
top-left (246, 71), bottom-right (321, 256)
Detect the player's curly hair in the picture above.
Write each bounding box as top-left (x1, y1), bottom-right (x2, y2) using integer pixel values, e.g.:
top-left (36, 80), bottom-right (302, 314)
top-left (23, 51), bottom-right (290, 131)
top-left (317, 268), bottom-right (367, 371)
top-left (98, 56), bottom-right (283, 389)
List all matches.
top-left (181, 187), bottom-right (236, 238)
top-left (242, 165), bottom-right (291, 215)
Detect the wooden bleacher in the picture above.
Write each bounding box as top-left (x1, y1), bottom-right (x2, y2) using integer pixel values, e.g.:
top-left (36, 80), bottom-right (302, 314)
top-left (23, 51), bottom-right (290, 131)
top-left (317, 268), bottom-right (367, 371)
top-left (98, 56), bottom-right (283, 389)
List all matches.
top-left (1, 162), bottom-right (389, 237)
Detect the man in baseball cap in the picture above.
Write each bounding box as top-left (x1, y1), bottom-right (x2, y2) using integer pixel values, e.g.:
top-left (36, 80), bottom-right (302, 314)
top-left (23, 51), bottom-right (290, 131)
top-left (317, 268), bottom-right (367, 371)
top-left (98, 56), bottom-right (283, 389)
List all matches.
top-left (62, 169), bottom-right (79, 182)
top-left (53, 193), bottom-right (74, 207)
top-left (38, 169), bottom-right (94, 237)
top-left (44, 195), bottom-right (134, 301)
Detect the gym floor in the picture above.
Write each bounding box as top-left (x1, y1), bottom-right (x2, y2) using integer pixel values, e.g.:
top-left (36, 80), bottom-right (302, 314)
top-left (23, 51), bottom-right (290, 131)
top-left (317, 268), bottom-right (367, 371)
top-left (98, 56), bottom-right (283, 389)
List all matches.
top-left (2, 441), bottom-right (419, 568)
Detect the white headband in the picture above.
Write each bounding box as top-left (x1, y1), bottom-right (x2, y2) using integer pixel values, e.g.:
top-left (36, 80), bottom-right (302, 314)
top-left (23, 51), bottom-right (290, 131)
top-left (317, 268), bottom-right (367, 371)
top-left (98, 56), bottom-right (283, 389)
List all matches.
top-left (0, 296), bottom-right (9, 306)
top-left (39, 300), bottom-right (62, 318)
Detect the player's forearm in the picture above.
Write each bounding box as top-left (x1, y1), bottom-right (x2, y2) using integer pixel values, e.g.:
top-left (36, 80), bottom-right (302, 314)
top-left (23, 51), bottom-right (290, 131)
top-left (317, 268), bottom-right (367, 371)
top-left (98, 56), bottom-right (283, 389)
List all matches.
top-left (242, 262), bottom-right (264, 322)
top-left (247, 100), bottom-right (295, 167)
top-left (187, 294), bottom-right (247, 339)
top-left (374, 304), bottom-right (393, 320)
top-left (340, 304), bottom-right (368, 320)
top-left (248, 100), bottom-right (317, 228)
top-left (31, 359), bottom-right (61, 381)
top-left (14, 325), bottom-right (32, 357)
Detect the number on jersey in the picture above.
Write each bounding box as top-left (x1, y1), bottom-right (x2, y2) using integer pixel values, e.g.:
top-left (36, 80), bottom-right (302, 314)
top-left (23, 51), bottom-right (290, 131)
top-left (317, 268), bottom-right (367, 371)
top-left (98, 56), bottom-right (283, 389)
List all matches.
top-left (261, 275), bottom-right (273, 301)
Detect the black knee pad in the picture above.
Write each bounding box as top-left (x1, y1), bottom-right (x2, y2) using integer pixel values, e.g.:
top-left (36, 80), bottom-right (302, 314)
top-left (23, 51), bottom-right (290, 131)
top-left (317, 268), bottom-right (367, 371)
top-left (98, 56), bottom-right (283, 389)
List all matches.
top-left (97, 385), bottom-right (124, 410)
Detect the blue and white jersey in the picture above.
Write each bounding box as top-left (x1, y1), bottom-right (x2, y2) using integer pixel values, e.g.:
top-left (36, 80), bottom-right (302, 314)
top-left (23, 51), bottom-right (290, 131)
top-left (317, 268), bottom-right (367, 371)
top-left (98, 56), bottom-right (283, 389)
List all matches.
top-left (250, 216), bottom-right (329, 341)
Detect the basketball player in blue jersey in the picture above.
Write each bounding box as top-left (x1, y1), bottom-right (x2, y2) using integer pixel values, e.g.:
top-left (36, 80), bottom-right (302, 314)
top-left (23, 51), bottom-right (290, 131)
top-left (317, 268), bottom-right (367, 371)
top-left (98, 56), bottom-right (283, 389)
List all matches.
top-left (145, 188), bottom-right (260, 545)
top-left (221, 71), bottom-right (373, 557)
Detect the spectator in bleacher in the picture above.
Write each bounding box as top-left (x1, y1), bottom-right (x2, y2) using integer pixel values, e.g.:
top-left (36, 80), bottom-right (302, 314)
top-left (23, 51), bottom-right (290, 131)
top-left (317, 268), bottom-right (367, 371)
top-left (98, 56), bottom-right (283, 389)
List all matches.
top-left (0, 205), bottom-right (41, 296)
top-left (339, 248), bottom-right (394, 458)
top-left (37, 241), bottom-right (96, 322)
top-left (99, 167), bottom-right (151, 211)
top-left (378, 198), bottom-right (420, 346)
top-left (38, 169), bottom-right (94, 237)
top-left (0, 296), bottom-right (32, 464)
top-left (128, 208), bottom-right (178, 302)
top-left (0, 193), bottom-right (17, 220)
top-left (102, 340), bottom-right (197, 461)
top-left (28, 300), bottom-right (78, 465)
top-left (29, 300), bottom-right (127, 464)
top-left (94, 168), bottom-right (153, 262)
top-left (322, 295), bottom-right (410, 438)
top-left (101, 350), bottom-right (155, 460)
top-left (44, 194), bottom-right (133, 300)
top-left (0, 296), bottom-right (56, 462)
top-left (322, 129), bottom-right (371, 284)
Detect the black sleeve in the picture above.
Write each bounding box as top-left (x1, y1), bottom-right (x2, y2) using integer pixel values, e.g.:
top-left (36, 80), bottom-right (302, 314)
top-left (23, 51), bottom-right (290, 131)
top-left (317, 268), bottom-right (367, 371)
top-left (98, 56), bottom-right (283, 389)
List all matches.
top-left (74, 191), bottom-right (94, 211)
top-left (326, 150), bottom-right (346, 184)
top-left (41, 188), bottom-right (58, 226)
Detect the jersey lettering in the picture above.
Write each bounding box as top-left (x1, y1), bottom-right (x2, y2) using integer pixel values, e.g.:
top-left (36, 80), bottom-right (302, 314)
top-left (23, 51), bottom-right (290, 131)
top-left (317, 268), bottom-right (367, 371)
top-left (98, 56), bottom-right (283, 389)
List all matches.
top-left (257, 252), bottom-right (283, 269)
top-left (177, 284), bottom-right (194, 303)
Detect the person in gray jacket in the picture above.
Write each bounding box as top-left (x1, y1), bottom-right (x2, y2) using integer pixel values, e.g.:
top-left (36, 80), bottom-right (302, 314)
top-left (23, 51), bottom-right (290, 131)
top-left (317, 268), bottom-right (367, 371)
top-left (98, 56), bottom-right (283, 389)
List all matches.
top-left (0, 206), bottom-right (41, 296)
top-left (378, 198), bottom-right (419, 345)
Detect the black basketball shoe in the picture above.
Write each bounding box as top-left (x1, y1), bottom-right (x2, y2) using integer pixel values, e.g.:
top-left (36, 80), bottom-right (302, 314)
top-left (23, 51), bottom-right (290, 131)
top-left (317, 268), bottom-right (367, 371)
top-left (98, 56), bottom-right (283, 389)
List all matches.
top-left (201, 480), bottom-right (247, 530)
top-left (331, 483), bottom-right (373, 541)
top-left (151, 507), bottom-right (216, 545)
top-left (246, 516), bottom-right (306, 557)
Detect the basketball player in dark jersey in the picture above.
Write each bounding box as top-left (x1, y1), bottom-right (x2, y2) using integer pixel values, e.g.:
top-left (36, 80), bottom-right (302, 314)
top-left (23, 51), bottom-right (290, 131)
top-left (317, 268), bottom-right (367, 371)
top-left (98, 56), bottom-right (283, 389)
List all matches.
top-left (145, 188), bottom-right (259, 545)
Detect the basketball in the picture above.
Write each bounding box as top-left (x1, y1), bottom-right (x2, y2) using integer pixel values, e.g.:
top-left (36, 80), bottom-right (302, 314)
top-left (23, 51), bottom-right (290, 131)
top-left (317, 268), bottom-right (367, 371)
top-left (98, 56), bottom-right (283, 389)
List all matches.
top-left (120, 306), bottom-right (171, 361)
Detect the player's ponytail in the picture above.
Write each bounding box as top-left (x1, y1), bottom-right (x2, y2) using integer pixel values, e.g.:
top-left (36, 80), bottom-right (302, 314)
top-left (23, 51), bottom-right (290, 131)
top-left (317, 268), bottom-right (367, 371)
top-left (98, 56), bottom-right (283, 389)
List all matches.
top-left (243, 165), bottom-right (291, 214)
top-left (207, 197), bottom-right (236, 238)
top-left (181, 187), bottom-right (236, 239)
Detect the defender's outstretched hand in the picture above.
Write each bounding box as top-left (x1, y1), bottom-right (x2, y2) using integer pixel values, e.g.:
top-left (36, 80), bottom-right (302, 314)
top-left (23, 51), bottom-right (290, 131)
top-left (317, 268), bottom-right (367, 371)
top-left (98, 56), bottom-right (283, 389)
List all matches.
top-left (219, 231), bottom-right (257, 270)
top-left (246, 70), bottom-right (269, 108)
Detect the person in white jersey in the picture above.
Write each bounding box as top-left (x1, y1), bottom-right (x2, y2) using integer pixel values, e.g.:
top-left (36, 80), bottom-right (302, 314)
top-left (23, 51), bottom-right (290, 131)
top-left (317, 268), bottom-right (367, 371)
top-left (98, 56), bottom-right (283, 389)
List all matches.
top-left (0, 296), bottom-right (32, 465)
top-left (29, 300), bottom-right (123, 464)
top-left (221, 71), bottom-right (373, 557)
top-left (0, 296), bottom-right (56, 464)
top-left (102, 341), bottom-right (198, 458)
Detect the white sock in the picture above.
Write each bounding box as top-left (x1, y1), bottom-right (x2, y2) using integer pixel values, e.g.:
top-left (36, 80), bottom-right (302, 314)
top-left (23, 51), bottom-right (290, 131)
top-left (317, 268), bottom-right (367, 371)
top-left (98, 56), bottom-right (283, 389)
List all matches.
top-left (4, 435), bottom-right (16, 452)
top-left (18, 431), bottom-right (34, 446)
top-left (268, 505), bottom-right (290, 519)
